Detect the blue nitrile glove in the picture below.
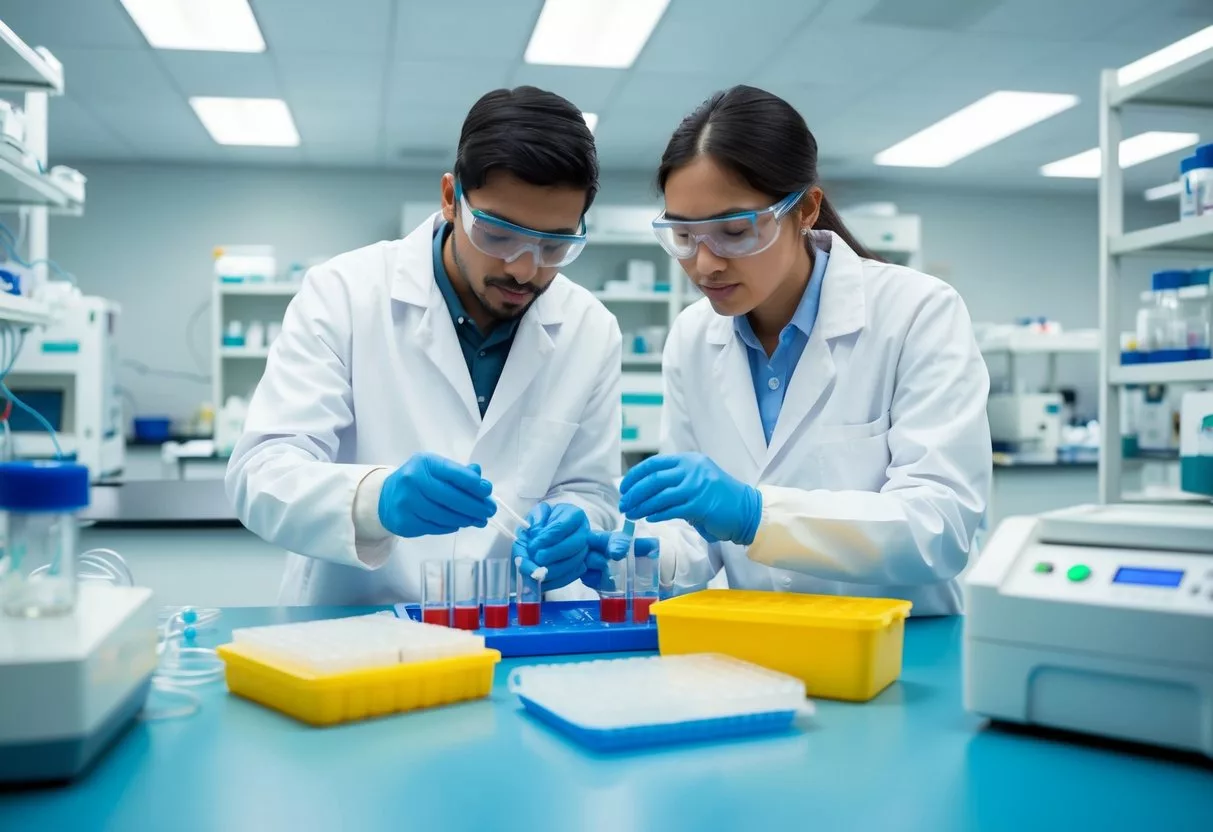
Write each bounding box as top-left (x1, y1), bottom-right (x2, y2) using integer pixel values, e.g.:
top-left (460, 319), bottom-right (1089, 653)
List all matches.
top-left (618, 453), bottom-right (762, 545)
top-left (377, 454), bottom-right (496, 538)
top-left (583, 531), bottom-right (659, 590)
top-left (512, 503), bottom-right (590, 590)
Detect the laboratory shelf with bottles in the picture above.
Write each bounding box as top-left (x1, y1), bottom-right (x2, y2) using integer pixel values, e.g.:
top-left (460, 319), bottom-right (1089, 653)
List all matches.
top-left (1098, 40), bottom-right (1213, 505)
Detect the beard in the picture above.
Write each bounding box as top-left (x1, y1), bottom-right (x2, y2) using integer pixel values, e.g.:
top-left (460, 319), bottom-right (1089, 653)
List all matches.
top-left (452, 235), bottom-right (546, 321)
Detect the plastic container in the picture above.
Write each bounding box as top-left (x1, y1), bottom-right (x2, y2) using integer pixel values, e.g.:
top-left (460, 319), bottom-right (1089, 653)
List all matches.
top-left (1193, 144), bottom-right (1213, 217)
top-left (132, 416), bottom-right (172, 443)
top-left (651, 590), bottom-right (912, 702)
top-left (1180, 155), bottom-right (1200, 219)
top-left (0, 462), bottom-right (90, 617)
top-left (1137, 270), bottom-right (1189, 360)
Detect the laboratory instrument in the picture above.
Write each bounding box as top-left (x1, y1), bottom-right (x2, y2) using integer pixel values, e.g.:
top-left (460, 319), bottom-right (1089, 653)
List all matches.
top-left (987, 392), bottom-right (1063, 462)
top-left (421, 559), bottom-right (450, 627)
top-left (218, 613), bottom-right (499, 726)
top-left (0, 460), bottom-right (89, 617)
top-left (5, 295), bottom-right (125, 480)
top-left (214, 245), bottom-right (276, 284)
top-left (509, 653), bottom-right (813, 751)
top-left (451, 558), bottom-right (479, 630)
top-left (516, 560), bottom-right (542, 626)
top-left (1180, 391), bottom-right (1213, 497)
top-left (965, 504), bottom-right (1213, 758)
top-left (482, 557), bottom-right (510, 629)
top-left (633, 540), bottom-right (660, 623)
top-left (0, 583), bottom-right (157, 784)
top-left (651, 590), bottom-right (912, 702)
top-left (222, 319), bottom-right (245, 347)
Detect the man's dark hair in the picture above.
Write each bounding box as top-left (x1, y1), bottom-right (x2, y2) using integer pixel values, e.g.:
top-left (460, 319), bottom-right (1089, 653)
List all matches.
top-left (454, 86), bottom-right (599, 214)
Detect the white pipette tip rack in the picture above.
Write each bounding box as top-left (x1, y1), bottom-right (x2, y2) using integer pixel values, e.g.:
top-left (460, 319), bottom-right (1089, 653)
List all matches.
top-left (508, 654), bottom-right (814, 751)
top-left (231, 613), bottom-right (485, 675)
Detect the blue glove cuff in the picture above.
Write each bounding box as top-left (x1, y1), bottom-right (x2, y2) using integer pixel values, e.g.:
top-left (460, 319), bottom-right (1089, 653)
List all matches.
top-left (737, 485), bottom-right (762, 546)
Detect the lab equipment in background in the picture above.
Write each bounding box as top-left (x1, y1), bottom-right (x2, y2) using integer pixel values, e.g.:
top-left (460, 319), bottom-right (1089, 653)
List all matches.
top-left (0, 461), bottom-right (88, 617)
top-left (1179, 143), bottom-right (1213, 219)
top-left (5, 296), bottom-right (125, 480)
top-left (583, 205), bottom-right (662, 241)
top-left (1180, 391), bottom-right (1213, 497)
top-left (0, 100), bottom-right (26, 148)
top-left (1126, 269), bottom-right (1213, 364)
top-left (987, 392), bottom-right (1064, 463)
top-left (1120, 380), bottom-right (1140, 457)
top-left (218, 614), bottom-right (500, 727)
top-left (482, 558), bottom-right (510, 629)
top-left (132, 416), bottom-right (171, 443)
top-left (421, 559), bottom-right (450, 627)
top-left (222, 319), bottom-right (245, 348)
top-left (48, 166), bottom-right (86, 205)
top-left (213, 395), bottom-right (247, 456)
top-left (836, 207), bottom-right (922, 269)
top-left (244, 320), bottom-right (266, 351)
top-left (266, 322), bottom-right (282, 345)
top-left (0, 582), bottom-right (157, 784)
top-left (1180, 155), bottom-right (1203, 219)
top-left (509, 654), bottom-right (813, 752)
top-left (632, 541), bottom-right (660, 623)
top-left (1137, 384), bottom-right (1179, 453)
top-left (651, 590), bottom-right (912, 702)
top-left (516, 561), bottom-right (542, 626)
top-left (214, 245), bottom-right (276, 284)
top-left (625, 259), bottom-right (656, 291)
top-left (621, 372), bottom-right (663, 452)
top-left (965, 504), bottom-right (1213, 758)
top-left (451, 559), bottom-right (479, 631)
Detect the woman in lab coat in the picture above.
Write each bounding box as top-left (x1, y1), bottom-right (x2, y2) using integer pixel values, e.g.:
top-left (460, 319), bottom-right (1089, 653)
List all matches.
top-left (612, 86), bottom-right (992, 615)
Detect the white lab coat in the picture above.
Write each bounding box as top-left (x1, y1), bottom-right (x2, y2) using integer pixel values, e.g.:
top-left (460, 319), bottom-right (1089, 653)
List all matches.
top-left (648, 231), bottom-right (991, 615)
top-left (226, 214), bottom-right (622, 605)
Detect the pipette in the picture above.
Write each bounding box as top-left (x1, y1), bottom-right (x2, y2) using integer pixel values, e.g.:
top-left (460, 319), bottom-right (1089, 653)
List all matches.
top-left (494, 498), bottom-right (531, 531)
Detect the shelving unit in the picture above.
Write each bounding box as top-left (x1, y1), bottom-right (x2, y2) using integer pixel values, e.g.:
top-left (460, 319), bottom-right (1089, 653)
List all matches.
top-left (217, 282), bottom-right (300, 297)
top-left (211, 281), bottom-right (300, 409)
top-left (0, 20), bottom-right (81, 328)
top-left (1097, 45), bottom-right (1213, 504)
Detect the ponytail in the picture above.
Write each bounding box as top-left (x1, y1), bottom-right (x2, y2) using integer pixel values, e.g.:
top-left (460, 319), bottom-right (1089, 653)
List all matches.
top-left (814, 194), bottom-right (880, 262)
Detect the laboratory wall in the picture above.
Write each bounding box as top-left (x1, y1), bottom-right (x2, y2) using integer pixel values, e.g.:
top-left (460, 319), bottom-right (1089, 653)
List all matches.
top-left (45, 162), bottom-right (1177, 421)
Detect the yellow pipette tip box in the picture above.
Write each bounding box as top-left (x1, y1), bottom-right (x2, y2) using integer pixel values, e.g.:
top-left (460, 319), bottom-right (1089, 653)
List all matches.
top-left (650, 590), bottom-right (912, 702)
top-left (217, 643), bottom-right (501, 726)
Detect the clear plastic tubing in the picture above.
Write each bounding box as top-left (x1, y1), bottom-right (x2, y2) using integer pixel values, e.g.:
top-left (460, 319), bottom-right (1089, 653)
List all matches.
top-left (0, 461), bottom-right (90, 618)
top-left (420, 559), bottom-right (450, 627)
top-left (482, 558), bottom-right (511, 629)
top-left (451, 559), bottom-right (480, 631)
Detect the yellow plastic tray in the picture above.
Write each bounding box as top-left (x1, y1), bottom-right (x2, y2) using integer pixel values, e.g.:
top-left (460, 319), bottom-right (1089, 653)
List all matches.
top-left (650, 590), bottom-right (912, 702)
top-left (217, 642), bottom-right (501, 726)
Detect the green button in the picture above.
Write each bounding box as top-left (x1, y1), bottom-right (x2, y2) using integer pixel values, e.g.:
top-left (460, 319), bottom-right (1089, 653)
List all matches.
top-left (1067, 565), bottom-right (1092, 582)
top-left (1034, 562), bottom-right (1054, 574)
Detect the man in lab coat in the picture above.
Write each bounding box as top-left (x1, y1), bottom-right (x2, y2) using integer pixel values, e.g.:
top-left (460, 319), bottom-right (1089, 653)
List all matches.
top-left (226, 87), bottom-right (622, 605)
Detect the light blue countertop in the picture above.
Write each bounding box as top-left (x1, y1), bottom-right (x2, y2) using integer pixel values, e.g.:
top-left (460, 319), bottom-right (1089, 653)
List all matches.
top-left (1, 607), bottom-right (1210, 832)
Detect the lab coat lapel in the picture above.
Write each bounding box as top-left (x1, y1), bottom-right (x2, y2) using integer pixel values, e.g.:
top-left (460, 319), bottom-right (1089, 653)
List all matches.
top-left (764, 232), bottom-right (866, 466)
top-left (477, 282), bottom-right (562, 438)
top-left (708, 316), bottom-right (765, 469)
top-left (393, 214), bottom-right (480, 424)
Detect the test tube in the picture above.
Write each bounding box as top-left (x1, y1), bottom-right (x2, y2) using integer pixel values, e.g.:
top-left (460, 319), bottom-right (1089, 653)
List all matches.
top-left (598, 557), bottom-right (628, 623)
top-left (516, 559), bottom-right (542, 626)
top-left (421, 560), bottom-right (450, 627)
top-left (483, 558), bottom-right (511, 629)
top-left (451, 559), bottom-right (480, 631)
top-left (632, 540), bottom-right (660, 623)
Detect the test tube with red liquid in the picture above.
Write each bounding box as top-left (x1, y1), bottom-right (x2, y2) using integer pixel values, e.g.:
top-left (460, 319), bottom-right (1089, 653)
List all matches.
top-left (598, 556), bottom-right (628, 623)
top-left (451, 559), bottom-right (480, 630)
top-left (516, 559), bottom-right (542, 626)
top-left (421, 559), bottom-right (450, 627)
top-left (632, 539), bottom-right (660, 623)
top-left (482, 558), bottom-right (511, 629)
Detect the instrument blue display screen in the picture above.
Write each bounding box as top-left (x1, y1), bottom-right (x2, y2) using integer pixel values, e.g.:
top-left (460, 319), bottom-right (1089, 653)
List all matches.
top-left (1113, 567), bottom-right (1184, 587)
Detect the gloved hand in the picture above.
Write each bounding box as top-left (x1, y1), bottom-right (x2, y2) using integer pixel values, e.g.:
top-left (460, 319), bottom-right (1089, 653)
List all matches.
top-left (583, 531), bottom-right (659, 590)
top-left (619, 453), bottom-right (762, 545)
top-left (512, 503), bottom-right (590, 590)
top-left (377, 454), bottom-right (496, 538)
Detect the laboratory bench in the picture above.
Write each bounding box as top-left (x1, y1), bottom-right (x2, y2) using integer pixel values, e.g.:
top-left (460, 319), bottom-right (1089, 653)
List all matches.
top-left (1, 608), bottom-right (1209, 832)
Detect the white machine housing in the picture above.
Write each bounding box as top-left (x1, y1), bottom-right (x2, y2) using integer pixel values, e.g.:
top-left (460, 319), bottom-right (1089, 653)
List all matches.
top-left (987, 392), bottom-right (1063, 462)
top-left (0, 584), bottom-right (157, 783)
top-left (6, 295), bottom-right (124, 480)
top-left (965, 504), bottom-right (1213, 757)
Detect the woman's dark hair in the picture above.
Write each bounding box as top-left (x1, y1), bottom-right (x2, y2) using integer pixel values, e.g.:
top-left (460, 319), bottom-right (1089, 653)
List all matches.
top-left (656, 85), bottom-right (876, 259)
top-left (456, 86), bottom-right (600, 214)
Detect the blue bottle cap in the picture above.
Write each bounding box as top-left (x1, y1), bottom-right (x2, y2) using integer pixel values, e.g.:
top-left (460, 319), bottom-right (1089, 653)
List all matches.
top-left (1190, 267), bottom-right (1211, 286)
top-left (1180, 155), bottom-right (1199, 174)
top-left (1194, 143), bottom-right (1213, 165)
top-left (1152, 269), bottom-right (1189, 291)
top-left (0, 461), bottom-right (89, 512)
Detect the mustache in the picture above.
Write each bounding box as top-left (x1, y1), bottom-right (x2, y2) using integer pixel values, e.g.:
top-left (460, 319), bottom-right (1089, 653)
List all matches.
top-left (485, 277), bottom-right (540, 296)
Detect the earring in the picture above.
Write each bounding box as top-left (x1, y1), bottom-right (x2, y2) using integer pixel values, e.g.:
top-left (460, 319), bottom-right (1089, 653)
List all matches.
top-left (800, 228), bottom-right (810, 236)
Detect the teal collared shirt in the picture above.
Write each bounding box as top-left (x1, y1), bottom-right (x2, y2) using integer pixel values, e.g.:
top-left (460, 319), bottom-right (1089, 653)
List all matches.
top-left (432, 222), bottom-right (520, 416)
top-left (734, 248), bottom-right (829, 444)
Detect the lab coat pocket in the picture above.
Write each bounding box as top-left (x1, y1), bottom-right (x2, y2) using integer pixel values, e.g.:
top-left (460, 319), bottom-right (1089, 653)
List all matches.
top-left (516, 417), bottom-right (580, 498)
top-left (808, 413), bottom-right (892, 492)
top-left (811, 411), bottom-right (891, 443)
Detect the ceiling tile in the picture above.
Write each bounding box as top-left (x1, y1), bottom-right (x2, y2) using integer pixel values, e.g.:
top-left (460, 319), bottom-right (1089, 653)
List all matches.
top-left (48, 96), bottom-right (135, 160)
top-left (292, 100), bottom-right (381, 145)
top-left (274, 50), bottom-right (385, 103)
top-left (158, 51), bottom-right (282, 98)
top-left (386, 60), bottom-right (514, 110)
top-left (755, 24), bottom-right (953, 92)
top-left (45, 47), bottom-right (177, 103)
top-left (508, 66), bottom-right (625, 113)
top-left (393, 1), bottom-right (544, 60)
top-left (253, 0), bottom-right (395, 54)
top-left (0, 1), bottom-right (144, 49)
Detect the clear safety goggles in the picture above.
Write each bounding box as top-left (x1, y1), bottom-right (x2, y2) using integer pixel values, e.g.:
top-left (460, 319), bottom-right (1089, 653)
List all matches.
top-left (651, 190), bottom-right (806, 259)
top-left (457, 183), bottom-right (588, 268)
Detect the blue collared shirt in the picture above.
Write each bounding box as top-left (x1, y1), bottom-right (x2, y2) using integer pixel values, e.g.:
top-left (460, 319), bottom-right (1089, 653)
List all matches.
top-left (432, 222), bottom-right (520, 416)
top-left (734, 248), bottom-right (829, 444)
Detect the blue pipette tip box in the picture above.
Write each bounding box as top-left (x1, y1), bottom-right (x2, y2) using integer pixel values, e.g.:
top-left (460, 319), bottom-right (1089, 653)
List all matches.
top-left (392, 599), bottom-right (657, 658)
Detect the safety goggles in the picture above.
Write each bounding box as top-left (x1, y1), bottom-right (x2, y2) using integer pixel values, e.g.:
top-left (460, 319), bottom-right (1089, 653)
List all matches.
top-left (456, 183), bottom-right (588, 268)
top-left (651, 190), bottom-right (806, 259)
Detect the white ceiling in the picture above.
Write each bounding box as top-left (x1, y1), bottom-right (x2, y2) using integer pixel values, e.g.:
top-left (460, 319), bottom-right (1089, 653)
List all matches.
top-left (2, 0), bottom-right (1212, 193)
